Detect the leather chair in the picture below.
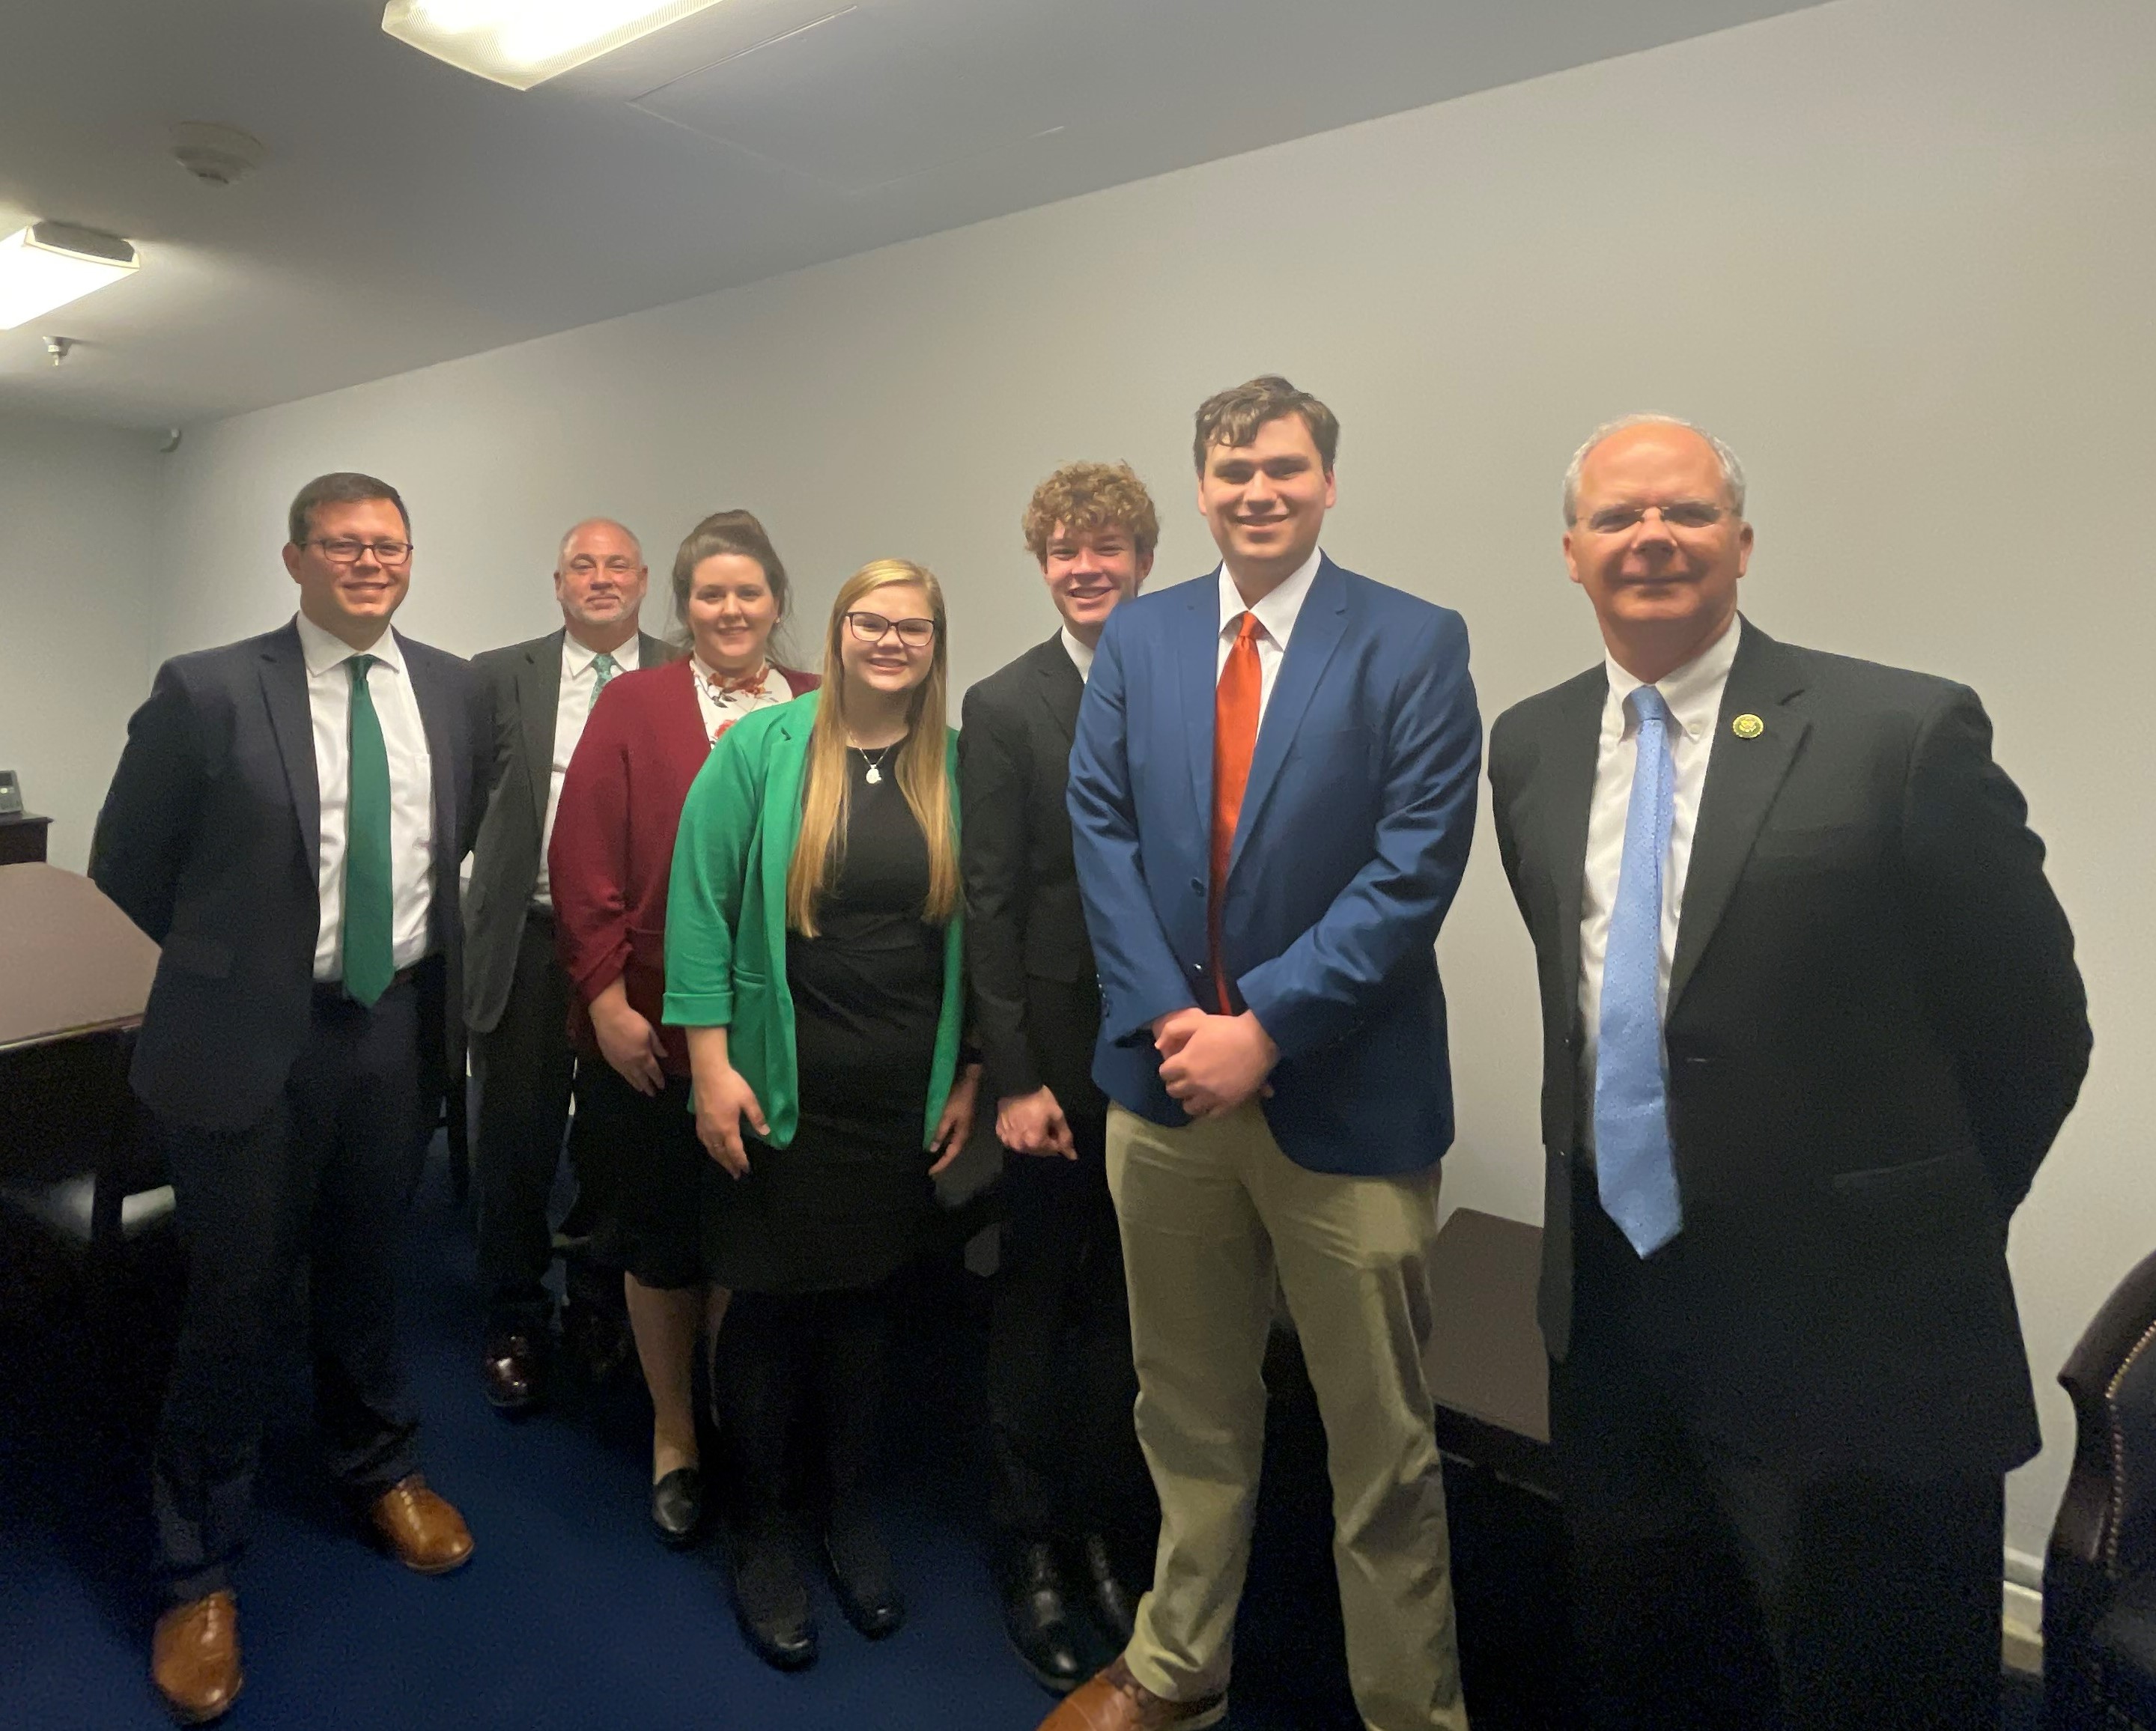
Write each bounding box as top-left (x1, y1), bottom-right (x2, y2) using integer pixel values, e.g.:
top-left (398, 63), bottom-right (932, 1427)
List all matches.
top-left (2048, 1247), bottom-right (2156, 1728)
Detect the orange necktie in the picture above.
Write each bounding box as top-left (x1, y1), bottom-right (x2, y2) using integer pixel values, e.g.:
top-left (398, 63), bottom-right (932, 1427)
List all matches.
top-left (1209, 612), bottom-right (1264, 1013)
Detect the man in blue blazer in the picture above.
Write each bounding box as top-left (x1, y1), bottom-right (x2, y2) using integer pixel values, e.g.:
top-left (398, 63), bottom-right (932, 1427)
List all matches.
top-left (91, 473), bottom-right (491, 1724)
top-left (1046, 379), bottom-right (1480, 1731)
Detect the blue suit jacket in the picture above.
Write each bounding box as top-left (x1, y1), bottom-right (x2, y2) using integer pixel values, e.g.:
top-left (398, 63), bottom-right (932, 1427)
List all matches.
top-left (1067, 557), bottom-right (1480, 1176)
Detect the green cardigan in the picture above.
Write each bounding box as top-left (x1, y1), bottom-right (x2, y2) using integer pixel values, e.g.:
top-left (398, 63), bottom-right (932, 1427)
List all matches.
top-left (662, 691), bottom-right (965, 1151)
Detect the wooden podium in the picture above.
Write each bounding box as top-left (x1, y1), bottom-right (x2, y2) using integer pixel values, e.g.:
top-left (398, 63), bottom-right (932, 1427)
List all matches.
top-left (0, 863), bottom-right (163, 1259)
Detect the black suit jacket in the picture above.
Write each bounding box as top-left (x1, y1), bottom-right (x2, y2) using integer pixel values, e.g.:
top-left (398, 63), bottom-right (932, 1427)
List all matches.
top-left (959, 633), bottom-right (1106, 1120)
top-left (1488, 619), bottom-right (2089, 1476)
top-left (463, 626), bottom-right (671, 1033)
top-left (91, 621), bottom-right (492, 1131)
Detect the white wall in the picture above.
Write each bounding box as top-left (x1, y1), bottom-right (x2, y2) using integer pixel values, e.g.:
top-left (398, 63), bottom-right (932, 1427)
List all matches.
top-left (0, 411), bottom-right (164, 869)
top-left (150, 0), bottom-right (2156, 1564)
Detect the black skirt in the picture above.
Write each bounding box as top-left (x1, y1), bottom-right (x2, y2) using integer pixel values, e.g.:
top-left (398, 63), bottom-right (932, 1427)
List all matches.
top-left (573, 1063), bottom-right (706, 1291)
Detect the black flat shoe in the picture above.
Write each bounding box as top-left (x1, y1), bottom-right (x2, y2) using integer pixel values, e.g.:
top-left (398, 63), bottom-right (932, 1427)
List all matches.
top-left (650, 1466), bottom-right (703, 1547)
top-left (731, 1517), bottom-right (817, 1670)
top-left (1080, 1531), bottom-right (1139, 1643)
top-left (998, 1539), bottom-right (1085, 1694)
top-left (823, 1512), bottom-right (905, 1640)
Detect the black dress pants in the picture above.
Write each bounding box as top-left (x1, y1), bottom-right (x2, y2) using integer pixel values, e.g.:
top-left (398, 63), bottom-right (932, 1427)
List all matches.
top-left (469, 910), bottom-right (577, 1328)
top-left (152, 980), bottom-right (426, 1606)
top-left (986, 1122), bottom-right (1155, 1554)
top-left (1552, 1188), bottom-right (2004, 1731)
top-left (715, 1283), bottom-right (896, 1523)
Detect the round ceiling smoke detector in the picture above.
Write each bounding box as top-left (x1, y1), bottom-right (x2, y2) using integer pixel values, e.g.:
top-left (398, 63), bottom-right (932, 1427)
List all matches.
top-left (171, 123), bottom-right (267, 187)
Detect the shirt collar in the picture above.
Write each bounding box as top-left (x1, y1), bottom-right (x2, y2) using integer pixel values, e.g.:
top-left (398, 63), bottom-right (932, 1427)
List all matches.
top-left (1603, 614), bottom-right (1743, 740)
top-left (564, 631), bottom-right (638, 677)
top-left (1059, 626), bottom-right (1095, 682)
top-left (1218, 544), bottom-right (1324, 648)
top-left (295, 610), bottom-right (404, 679)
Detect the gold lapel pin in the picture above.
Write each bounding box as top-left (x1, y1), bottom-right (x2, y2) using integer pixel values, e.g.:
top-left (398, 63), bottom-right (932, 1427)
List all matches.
top-left (1731, 714), bottom-right (1765, 739)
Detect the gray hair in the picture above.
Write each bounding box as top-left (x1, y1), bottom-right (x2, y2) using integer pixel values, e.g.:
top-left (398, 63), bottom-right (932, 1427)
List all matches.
top-left (1562, 415), bottom-right (1747, 524)
top-left (556, 517), bottom-right (643, 568)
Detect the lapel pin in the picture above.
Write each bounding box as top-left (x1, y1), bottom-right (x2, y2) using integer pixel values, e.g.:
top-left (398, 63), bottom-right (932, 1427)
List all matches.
top-left (1731, 714), bottom-right (1765, 740)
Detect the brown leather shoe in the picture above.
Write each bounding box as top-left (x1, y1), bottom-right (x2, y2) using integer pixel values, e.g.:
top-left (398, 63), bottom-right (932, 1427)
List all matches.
top-left (368, 1474), bottom-right (474, 1575)
top-left (1035, 1657), bottom-right (1226, 1730)
top-left (151, 1590), bottom-right (241, 1724)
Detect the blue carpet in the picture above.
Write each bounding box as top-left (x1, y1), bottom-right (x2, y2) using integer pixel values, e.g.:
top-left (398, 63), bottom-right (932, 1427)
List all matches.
top-left (0, 1140), bottom-right (2044, 1730)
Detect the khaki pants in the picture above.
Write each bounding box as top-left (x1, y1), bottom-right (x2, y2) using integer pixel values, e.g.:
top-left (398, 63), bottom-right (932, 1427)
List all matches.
top-left (1106, 1101), bottom-right (1469, 1731)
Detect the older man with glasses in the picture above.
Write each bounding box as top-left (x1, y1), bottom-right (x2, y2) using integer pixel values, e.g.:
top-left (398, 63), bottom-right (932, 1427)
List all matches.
top-left (92, 472), bottom-right (494, 1724)
top-left (464, 519), bottom-right (669, 1414)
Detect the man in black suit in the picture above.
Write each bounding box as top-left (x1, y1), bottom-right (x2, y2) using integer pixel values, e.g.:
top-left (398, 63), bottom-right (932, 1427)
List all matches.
top-left (91, 472), bottom-right (492, 1725)
top-left (961, 460), bottom-right (1162, 1691)
top-left (1488, 416), bottom-right (2091, 1729)
top-left (464, 518), bottom-right (668, 1411)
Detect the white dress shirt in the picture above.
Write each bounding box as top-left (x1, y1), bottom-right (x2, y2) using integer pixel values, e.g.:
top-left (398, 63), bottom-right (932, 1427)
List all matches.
top-left (690, 657), bottom-right (794, 743)
top-left (533, 632), bottom-right (641, 906)
top-left (295, 611), bottom-right (436, 983)
top-left (1216, 544), bottom-right (1323, 722)
top-left (1576, 615), bottom-right (1743, 1098)
top-left (1060, 625), bottom-right (1095, 684)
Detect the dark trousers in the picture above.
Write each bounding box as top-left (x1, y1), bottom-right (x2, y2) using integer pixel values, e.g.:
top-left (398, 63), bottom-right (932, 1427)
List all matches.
top-left (715, 1284), bottom-right (896, 1523)
top-left (469, 910), bottom-right (576, 1328)
top-left (1552, 1187), bottom-right (2004, 1731)
top-left (986, 1125), bottom-right (1155, 1553)
top-left (152, 980), bottom-right (426, 1607)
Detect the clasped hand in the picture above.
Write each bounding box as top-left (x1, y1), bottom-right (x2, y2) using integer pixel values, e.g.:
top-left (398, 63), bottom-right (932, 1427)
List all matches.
top-left (1155, 1006), bottom-right (1278, 1120)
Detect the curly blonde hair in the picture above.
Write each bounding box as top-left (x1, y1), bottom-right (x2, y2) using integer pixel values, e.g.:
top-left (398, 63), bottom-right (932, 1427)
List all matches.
top-left (1020, 460), bottom-right (1161, 564)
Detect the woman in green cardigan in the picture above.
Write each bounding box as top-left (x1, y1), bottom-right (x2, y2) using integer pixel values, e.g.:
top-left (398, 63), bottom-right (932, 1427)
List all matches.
top-left (664, 558), bottom-right (980, 1672)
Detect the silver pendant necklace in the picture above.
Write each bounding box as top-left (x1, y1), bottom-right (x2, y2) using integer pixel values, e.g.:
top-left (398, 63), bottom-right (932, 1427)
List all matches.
top-left (855, 743), bottom-right (895, 785)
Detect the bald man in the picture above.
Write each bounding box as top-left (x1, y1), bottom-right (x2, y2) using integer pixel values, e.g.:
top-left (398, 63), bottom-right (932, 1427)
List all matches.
top-left (1489, 417), bottom-right (2089, 1728)
top-left (465, 520), bottom-right (670, 1411)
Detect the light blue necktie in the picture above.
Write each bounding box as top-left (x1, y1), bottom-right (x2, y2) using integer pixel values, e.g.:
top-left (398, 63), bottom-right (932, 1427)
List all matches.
top-left (1594, 685), bottom-right (1683, 1257)
top-left (589, 650), bottom-right (618, 711)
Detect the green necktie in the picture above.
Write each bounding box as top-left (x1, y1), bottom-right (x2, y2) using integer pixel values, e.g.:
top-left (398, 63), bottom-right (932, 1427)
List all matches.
top-left (589, 649), bottom-right (619, 711)
top-left (342, 654), bottom-right (395, 1006)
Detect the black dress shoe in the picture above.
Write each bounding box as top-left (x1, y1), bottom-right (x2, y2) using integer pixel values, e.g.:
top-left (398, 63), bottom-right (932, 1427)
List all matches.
top-left (998, 1539), bottom-right (1085, 1694)
top-left (650, 1467), bottom-right (703, 1548)
top-left (823, 1510), bottom-right (905, 1640)
top-left (1080, 1531), bottom-right (1139, 1643)
top-left (482, 1323), bottom-right (547, 1414)
top-left (730, 1515), bottom-right (817, 1670)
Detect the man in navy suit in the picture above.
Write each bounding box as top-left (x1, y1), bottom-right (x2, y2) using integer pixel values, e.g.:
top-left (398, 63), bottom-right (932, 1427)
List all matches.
top-left (92, 472), bottom-right (491, 1724)
top-left (1046, 379), bottom-right (1481, 1731)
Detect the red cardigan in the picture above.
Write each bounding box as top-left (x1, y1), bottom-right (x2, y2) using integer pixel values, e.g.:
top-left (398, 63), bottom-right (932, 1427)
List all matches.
top-left (549, 657), bottom-right (817, 1074)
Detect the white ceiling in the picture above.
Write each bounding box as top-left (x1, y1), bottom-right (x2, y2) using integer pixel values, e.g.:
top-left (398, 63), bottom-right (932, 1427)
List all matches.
top-left (0, 0), bottom-right (1831, 429)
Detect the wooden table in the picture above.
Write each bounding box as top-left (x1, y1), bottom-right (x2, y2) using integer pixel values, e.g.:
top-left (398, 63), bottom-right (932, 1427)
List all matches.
top-left (1424, 1207), bottom-right (1554, 1496)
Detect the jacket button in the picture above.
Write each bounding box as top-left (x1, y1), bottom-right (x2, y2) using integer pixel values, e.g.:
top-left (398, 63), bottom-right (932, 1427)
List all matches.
top-left (1189, 877), bottom-right (1203, 893)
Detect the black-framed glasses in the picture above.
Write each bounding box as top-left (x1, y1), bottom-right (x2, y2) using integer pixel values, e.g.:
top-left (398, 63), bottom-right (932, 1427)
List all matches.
top-left (1576, 501), bottom-right (1731, 535)
top-left (306, 537), bottom-right (414, 566)
top-left (844, 611), bottom-right (938, 649)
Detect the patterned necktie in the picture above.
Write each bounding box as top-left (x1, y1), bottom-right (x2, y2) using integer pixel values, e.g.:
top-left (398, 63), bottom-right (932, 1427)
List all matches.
top-left (589, 650), bottom-right (619, 712)
top-left (341, 654), bottom-right (395, 1006)
top-left (1209, 612), bottom-right (1264, 1014)
top-left (1594, 685), bottom-right (1683, 1257)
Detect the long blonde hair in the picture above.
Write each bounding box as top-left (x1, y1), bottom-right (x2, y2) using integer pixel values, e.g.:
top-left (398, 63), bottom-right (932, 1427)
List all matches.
top-left (786, 560), bottom-right (958, 937)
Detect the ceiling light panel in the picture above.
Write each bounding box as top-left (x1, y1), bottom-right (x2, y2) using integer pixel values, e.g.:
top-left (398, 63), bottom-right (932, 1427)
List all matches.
top-left (383, 0), bottom-right (735, 90)
top-left (0, 222), bottom-right (140, 332)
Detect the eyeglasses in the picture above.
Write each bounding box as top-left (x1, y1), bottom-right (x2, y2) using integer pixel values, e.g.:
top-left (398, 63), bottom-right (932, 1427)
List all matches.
top-left (844, 611), bottom-right (938, 649)
top-left (306, 537), bottom-right (414, 566)
top-left (565, 556), bottom-right (640, 577)
top-left (1575, 501), bottom-right (1733, 535)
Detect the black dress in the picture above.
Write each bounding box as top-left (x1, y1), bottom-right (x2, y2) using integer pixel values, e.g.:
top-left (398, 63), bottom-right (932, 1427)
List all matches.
top-left (702, 748), bottom-right (947, 1295)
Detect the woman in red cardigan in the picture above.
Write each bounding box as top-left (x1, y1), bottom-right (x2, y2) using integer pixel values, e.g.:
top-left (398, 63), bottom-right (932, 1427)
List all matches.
top-left (548, 508), bottom-right (817, 1546)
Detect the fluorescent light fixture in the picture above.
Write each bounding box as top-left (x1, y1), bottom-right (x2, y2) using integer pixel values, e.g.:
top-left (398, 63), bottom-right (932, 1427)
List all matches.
top-left (382, 0), bottom-right (732, 89)
top-left (0, 222), bottom-right (140, 332)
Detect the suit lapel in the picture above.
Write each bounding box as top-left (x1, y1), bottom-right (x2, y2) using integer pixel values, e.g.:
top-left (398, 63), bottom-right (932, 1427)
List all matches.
top-left (258, 623), bottom-right (321, 867)
top-left (401, 631), bottom-right (461, 877)
top-left (1230, 559), bottom-right (1349, 877)
top-left (1543, 669), bottom-right (1607, 1031)
top-left (521, 631), bottom-right (565, 833)
top-left (1668, 621), bottom-right (1810, 1012)
top-left (1032, 634), bottom-right (1083, 746)
top-left (1178, 578), bottom-right (1221, 816)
